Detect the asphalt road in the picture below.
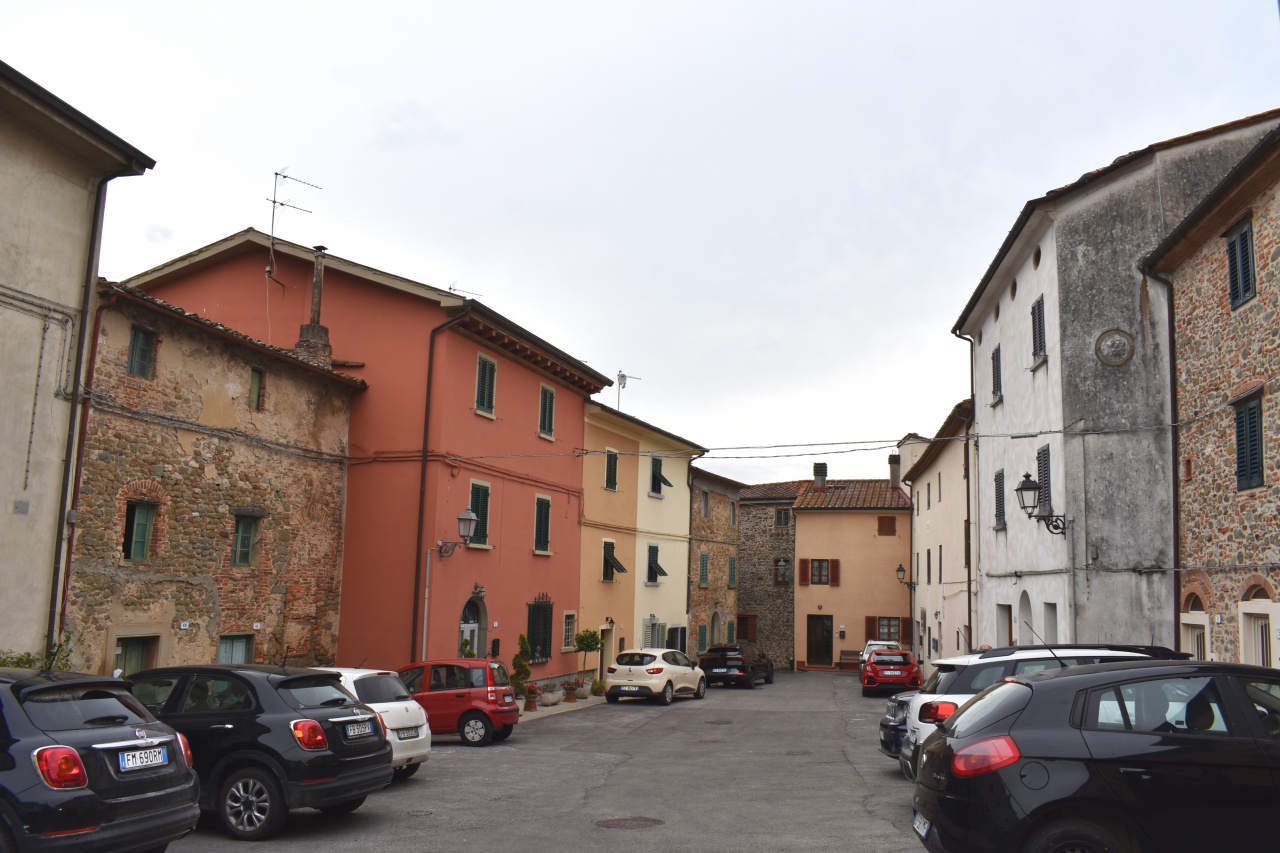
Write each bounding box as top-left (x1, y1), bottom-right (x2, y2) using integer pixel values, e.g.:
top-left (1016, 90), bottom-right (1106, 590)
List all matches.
top-left (173, 670), bottom-right (924, 852)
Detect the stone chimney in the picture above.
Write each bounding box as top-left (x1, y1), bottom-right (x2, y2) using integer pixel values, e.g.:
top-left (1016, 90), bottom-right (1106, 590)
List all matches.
top-left (888, 454), bottom-right (901, 490)
top-left (813, 462), bottom-right (828, 491)
top-left (295, 245), bottom-right (333, 369)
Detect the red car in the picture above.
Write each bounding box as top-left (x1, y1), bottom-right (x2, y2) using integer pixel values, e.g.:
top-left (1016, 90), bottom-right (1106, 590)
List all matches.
top-left (398, 659), bottom-right (519, 746)
top-left (861, 649), bottom-right (922, 696)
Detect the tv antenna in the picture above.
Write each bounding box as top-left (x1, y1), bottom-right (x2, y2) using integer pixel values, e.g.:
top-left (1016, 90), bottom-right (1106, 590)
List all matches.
top-left (266, 168), bottom-right (322, 277)
top-left (617, 371), bottom-right (641, 410)
top-left (448, 281), bottom-right (482, 298)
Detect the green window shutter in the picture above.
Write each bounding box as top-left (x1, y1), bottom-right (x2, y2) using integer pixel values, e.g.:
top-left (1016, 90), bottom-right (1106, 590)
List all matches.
top-left (603, 541), bottom-right (614, 581)
top-left (470, 484), bottom-right (490, 545)
top-left (651, 457), bottom-right (673, 492)
top-left (475, 357), bottom-right (496, 413)
top-left (1031, 297), bottom-right (1046, 359)
top-left (647, 544), bottom-right (667, 581)
top-left (1036, 445), bottom-right (1051, 514)
top-left (1236, 399), bottom-right (1264, 490)
top-left (728, 556), bottom-right (737, 588)
top-left (699, 553), bottom-right (708, 587)
top-left (698, 624), bottom-right (707, 652)
top-left (1228, 224), bottom-right (1255, 308)
top-left (126, 503), bottom-right (156, 561)
top-left (605, 451), bottom-right (618, 490)
top-left (727, 622), bottom-right (735, 643)
top-left (231, 515), bottom-right (256, 566)
top-left (539, 387), bottom-right (555, 436)
top-left (994, 470), bottom-right (1005, 526)
top-left (128, 327), bottom-right (155, 378)
top-left (248, 368), bottom-right (264, 410)
top-left (991, 346), bottom-right (1002, 397)
top-left (534, 498), bottom-right (551, 551)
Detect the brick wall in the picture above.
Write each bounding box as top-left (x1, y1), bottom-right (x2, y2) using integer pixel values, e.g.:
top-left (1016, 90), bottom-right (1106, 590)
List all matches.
top-left (736, 501), bottom-right (795, 665)
top-left (688, 475), bottom-right (740, 655)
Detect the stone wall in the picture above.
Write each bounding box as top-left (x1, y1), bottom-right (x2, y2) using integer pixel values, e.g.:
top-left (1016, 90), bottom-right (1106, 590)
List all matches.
top-left (736, 500), bottom-right (795, 665)
top-left (688, 473), bottom-right (740, 654)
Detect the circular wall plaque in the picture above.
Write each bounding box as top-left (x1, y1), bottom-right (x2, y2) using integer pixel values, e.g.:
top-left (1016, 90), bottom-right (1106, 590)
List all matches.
top-left (1095, 329), bottom-right (1134, 366)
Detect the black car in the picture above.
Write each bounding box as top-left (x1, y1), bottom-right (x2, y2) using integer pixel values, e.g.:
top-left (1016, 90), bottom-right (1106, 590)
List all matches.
top-left (912, 659), bottom-right (1280, 853)
top-left (0, 668), bottom-right (199, 853)
top-left (698, 640), bottom-right (774, 688)
top-left (877, 690), bottom-right (915, 763)
top-left (130, 664), bottom-right (392, 841)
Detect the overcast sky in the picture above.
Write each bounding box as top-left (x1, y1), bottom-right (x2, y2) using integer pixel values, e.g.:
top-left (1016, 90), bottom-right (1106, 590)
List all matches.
top-left (6, 2), bottom-right (1279, 485)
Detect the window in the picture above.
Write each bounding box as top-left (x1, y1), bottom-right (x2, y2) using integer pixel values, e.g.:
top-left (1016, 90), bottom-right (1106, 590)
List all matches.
top-left (926, 550), bottom-right (932, 585)
top-left (602, 541), bottom-right (627, 581)
top-left (1086, 677), bottom-right (1229, 735)
top-left (562, 612), bottom-right (577, 651)
top-left (877, 515), bottom-right (896, 536)
top-left (527, 595), bottom-right (553, 662)
top-left (810, 559), bottom-right (829, 584)
top-left (774, 508), bottom-right (792, 528)
top-left (927, 482), bottom-right (931, 509)
top-left (994, 470), bottom-right (1006, 528)
top-left (991, 345), bottom-right (1003, 400)
top-left (1235, 397), bottom-right (1264, 490)
top-left (217, 634), bottom-right (254, 664)
top-left (538, 385), bottom-right (555, 437)
top-left (938, 472), bottom-right (941, 502)
top-left (728, 556), bottom-right (737, 588)
top-left (534, 496), bottom-right (551, 552)
top-left (738, 614), bottom-right (758, 641)
top-left (801, 558), bottom-right (840, 586)
top-left (729, 501), bottom-right (737, 525)
top-left (870, 617), bottom-right (902, 642)
top-left (915, 493), bottom-right (919, 516)
top-left (938, 545), bottom-right (943, 585)
top-left (1037, 444), bottom-right (1052, 514)
top-left (1031, 296), bottom-right (1046, 362)
top-left (231, 515), bottom-right (258, 567)
top-left (248, 368), bottom-right (264, 410)
top-left (475, 355), bottom-right (496, 415)
top-left (470, 482), bottom-right (491, 545)
top-left (727, 621), bottom-right (735, 643)
top-left (774, 559), bottom-right (790, 585)
top-left (123, 502), bottom-right (156, 561)
top-left (128, 326), bottom-right (156, 378)
top-left (698, 624), bottom-right (708, 653)
top-left (699, 553), bottom-right (709, 587)
top-left (650, 457), bottom-right (673, 495)
top-left (114, 636), bottom-right (157, 676)
top-left (700, 490), bottom-right (709, 517)
top-left (647, 544), bottom-right (668, 583)
top-left (1227, 220), bottom-right (1256, 309)
top-left (605, 450), bottom-right (618, 490)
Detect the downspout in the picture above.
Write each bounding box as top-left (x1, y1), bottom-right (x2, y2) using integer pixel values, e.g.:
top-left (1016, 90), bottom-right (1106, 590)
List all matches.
top-left (952, 328), bottom-right (977, 650)
top-left (410, 303), bottom-right (473, 661)
top-left (901, 472), bottom-right (916, 659)
top-left (1143, 267), bottom-right (1181, 651)
top-left (46, 170), bottom-right (125, 659)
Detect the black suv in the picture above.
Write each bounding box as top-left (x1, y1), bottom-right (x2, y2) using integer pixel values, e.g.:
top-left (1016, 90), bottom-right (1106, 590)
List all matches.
top-left (913, 658), bottom-right (1280, 853)
top-left (130, 664), bottom-right (392, 841)
top-left (698, 640), bottom-right (774, 689)
top-left (0, 668), bottom-right (199, 852)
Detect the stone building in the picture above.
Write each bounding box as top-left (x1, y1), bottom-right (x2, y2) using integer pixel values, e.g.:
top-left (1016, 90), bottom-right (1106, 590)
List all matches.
top-left (737, 480), bottom-right (804, 666)
top-left (688, 466), bottom-right (745, 654)
top-left (63, 286), bottom-right (363, 674)
top-left (1143, 125), bottom-right (1280, 664)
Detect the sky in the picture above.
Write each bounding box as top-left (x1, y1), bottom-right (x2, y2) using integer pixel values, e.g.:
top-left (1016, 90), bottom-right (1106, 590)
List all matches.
top-left (5, 1), bottom-right (1280, 486)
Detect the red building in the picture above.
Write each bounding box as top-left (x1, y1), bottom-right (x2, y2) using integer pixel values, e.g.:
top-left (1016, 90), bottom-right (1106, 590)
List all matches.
top-left (127, 229), bottom-right (610, 674)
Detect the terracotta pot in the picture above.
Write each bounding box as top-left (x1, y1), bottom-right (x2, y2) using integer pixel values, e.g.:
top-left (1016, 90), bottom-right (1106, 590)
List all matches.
top-left (563, 690), bottom-right (577, 702)
top-left (523, 698), bottom-right (538, 712)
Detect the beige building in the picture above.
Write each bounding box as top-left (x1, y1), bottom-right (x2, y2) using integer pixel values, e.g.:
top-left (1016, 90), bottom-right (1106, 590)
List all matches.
top-left (0, 60), bottom-right (153, 657)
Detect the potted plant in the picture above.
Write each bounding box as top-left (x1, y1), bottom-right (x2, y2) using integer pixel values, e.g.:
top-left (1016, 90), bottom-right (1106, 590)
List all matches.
top-left (538, 681), bottom-right (563, 706)
top-left (590, 677), bottom-right (606, 697)
top-left (511, 634), bottom-right (532, 701)
top-left (573, 629), bottom-right (603, 695)
top-left (522, 681), bottom-right (539, 712)
top-left (561, 676), bottom-right (584, 702)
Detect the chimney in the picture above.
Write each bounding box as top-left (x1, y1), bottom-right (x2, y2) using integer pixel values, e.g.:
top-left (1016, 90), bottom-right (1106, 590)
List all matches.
top-left (295, 245), bottom-right (333, 369)
top-left (888, 454), bottom-right (901, 490)
top-left (813, 462), bottom-right (828, 491)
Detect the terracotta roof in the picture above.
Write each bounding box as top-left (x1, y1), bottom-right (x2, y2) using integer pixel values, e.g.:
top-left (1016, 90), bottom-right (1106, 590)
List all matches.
top-left (794, 479), bottom-right (911, 511)
top-left (740, 480), bottom-right (806, 502)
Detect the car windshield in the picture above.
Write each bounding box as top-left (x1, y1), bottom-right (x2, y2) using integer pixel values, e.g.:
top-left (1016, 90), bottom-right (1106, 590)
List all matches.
top-left (351, 674), bottom-right (412, 703)
top-left (617, 653), bottom-right (656, 666)
top-left (871, 653), bottom-right (912, 665)
top-left (22, 684), bottom-right (153, 730)
top-left (943, 681), bottom-right (1032, 738)
top-left (278, 675), bottom-right (353, 707)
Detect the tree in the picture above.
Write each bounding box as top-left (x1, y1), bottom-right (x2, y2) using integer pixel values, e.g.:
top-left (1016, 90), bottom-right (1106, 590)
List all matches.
top-left (511, 633), bottom-right (532, 697)
top-left (573, 629), bottom-right (602, 682)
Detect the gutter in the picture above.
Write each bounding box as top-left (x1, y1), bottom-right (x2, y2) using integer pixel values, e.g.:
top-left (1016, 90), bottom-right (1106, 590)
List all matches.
top-left (951, 328), bottom-right (977, 650)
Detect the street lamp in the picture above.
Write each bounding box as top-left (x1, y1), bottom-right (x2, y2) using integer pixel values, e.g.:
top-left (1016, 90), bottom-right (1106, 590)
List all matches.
top-left (438, 507), bottom-right (478, 556)
top-left (895, 563), bottom-right (916, 591)
top-left (421, 507), bottom-right (480, 659)
top-left (1014, 474), bottom-right (1070, 536)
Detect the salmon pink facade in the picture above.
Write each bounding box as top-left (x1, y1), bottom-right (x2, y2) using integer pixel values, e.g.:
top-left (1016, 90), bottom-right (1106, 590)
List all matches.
top-left (125, 230), bottom-right (610, 677)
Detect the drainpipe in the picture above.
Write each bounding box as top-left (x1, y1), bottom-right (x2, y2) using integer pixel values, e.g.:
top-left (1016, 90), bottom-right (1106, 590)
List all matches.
top-left (952, 328), bottom-right (977, 650)
top-left (1143, 267), bottom-right (1182, 651)
top-left (410, 303), bottom-right (473, 662)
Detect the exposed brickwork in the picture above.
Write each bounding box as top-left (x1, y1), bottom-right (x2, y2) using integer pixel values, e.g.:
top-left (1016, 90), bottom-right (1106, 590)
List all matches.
top-left (64, 297), bottom-right (357, 673)
top-left (688, 469), bottom-right (742, 655)
top-left (736, 487), bottom-right (801, 666)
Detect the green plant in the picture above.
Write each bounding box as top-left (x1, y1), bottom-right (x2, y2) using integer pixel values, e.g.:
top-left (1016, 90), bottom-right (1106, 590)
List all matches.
top-left (591, 678), bottom-right (606, 696)
top-left (524, 681), bottom-right (540, 697)
top-left (458, 637), bottom-right (478, 658)
top-left (561, 676), bottom-right (584, 692)
top-left (511, 634), bottom-right (532, 697)
top-left (573, 629), bottom-right (602, 681)
top-left (0, 634), bottom-right (76, 671)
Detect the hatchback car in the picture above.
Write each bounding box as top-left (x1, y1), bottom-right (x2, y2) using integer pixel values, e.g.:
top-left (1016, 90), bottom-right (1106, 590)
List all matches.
top-left (604, 648), bottom-right (706, 704)
top-left (130, 664), bottom-right (392, 840)
top-left (398, 659), bottom-right (519, 746)
top-left (698, 640), bottom-right (774, 689)
top-left (913, 658), bottom-right (1280, 853)
top-left (318, 667), bottom-right (430, 780)
top-left (859, 640), bottom-right (903, 667)
top-left (861, 649), bottom-right (921, 696)
top-left (0, 668), bottom-right (199, 853)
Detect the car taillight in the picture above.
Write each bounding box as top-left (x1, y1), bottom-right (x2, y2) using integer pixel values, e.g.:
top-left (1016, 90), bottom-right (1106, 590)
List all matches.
top-left (919, 701), bottom-right (959, 724)
top-left (951, 736), bottom-right (1020, 777)
top-left (376, 712), bottom-right (387, 736)
top-left (178, 732), bottom-right (194, 768)
top-left (34, 746), bottom-right (87, 789)
top-left (607, 666), bottom-right (618, 674)
top-left (292, 719), bottom-right (329, 750)
top-left (645, 666), bottom-right (664, 675)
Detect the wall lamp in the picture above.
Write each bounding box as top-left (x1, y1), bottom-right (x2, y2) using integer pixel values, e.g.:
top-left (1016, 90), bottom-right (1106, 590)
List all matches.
top-left (895, 563), bottom-right (916, 591)
top-left (1014, 474), bottom-right (1071, 536)
top-left (439, 507), bottom-right (479, 557)
top-left (472, 582), bottom-right (486, 599)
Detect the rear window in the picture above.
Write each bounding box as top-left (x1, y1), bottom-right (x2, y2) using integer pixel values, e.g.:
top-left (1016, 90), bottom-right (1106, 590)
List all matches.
top-left (488, 662), bottom-right (511, 686)
top-left (920, 664), bottom-right (960, 695)
top-left (278, 675), bottom-right (353, 707)
top-left (351, 674), bottom-right (412, 704)
top-left (871, 653), bottom-right (912, 665)
top-left (23, 684), bottom-right (152, 731)
top-left (943, 682), bottom-right (1032, 738)
top-left (617, 653), bottom-right (656, 666)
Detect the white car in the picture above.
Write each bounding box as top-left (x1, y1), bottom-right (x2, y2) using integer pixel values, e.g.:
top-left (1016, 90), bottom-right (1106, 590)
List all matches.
top-left (320, 667), bottom-right (431, 781)
top-left (604, 648), bottom-right (706, 705)
top-left (859, 640), bottom-right (903, 667)
top-left (896, 644), bottom-right (1184, 780)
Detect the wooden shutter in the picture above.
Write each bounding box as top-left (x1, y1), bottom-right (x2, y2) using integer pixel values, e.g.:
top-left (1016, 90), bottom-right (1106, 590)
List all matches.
top-left (829, 559), bottom-right (840, 587)
top-left (994, 470), bottom-right (1005, 525)
top-left (1236, 400), bottom-right (1263, 489)
top-left (799, 558), bottom-right (810, 585)
top-left (991, 346), bottom-right (1002, 397)
top-left (539, 387), bottom-right (555, 435)
top-left (1228, 224), bottom-right (1254, 307)
top-left (605, 451), bottom-right (618, 490)
top-left (1037, 445), bottom-right (1051, 514)
top-left (470, 484), bottom-right (490, 545)
top-left (1031, 297), bottom-right (1046, 358)
top-left (900, 617), bottom-right (913, 645)
top-left (864, 616), bottom-right (876, 642)
top-left (534, 498), bottom-right (550, 551)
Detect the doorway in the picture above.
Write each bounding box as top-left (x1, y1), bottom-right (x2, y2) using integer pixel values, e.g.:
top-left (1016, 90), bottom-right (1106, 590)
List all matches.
top-left (806, 615), bottom-right (833, 666)
top-left (459, 597), bottom-right (486, 658)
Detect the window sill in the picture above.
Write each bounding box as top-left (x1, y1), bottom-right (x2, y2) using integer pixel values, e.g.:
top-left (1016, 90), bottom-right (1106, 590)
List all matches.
top-left (532, 549), bottom-right (552, 557)
top-left (1031, 354), bottom-right (1047, 373)
top-left (648, 492), bottom-right (665, 499)
top-left (993, 522), bottom-right (1007, 532)
top-left (645, 581), bottom-right (660, 587)
top-left (698, 583), bottom-right (708, 589)
top-left (467, 542), bottom-right (494, 551)
top-left (473, 408), bottom-right (496, 420)
top-left (990, 394), bottom-right (1003, 408)
top-left (538, 431), bottom-right (554, 442)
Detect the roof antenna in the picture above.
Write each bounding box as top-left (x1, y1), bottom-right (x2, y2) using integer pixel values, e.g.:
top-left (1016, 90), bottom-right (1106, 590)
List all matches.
top-left (281, 646), bottom-right (291, 671)
top-left (617, 371), bottom-right (641, 410)
top-left (1022, 621), bottom-right (1063, 667)
top-left (265, 168), bottom-right (322, 279)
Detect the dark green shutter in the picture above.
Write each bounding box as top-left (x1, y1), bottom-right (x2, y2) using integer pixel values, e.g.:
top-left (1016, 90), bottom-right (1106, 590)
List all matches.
top-left (992, 346), bottom-right (1002, 397)
top-left (994, 470), bottom-right (1005, 526)
top-left (470, 484), bottom-right (490, 545)
top-left (728, 556), bottom-right (737, 587)
top-left (648, 544), bottom-right (667, 580)
top-left (605, 451), bottom-right (618, 490)
top-left (534, 498), bottom-right (551, 551)
top-left (1036, 445), bottom-right (1051, 514)
top-left (539, 387), bottom-right (555, 436)
top-left (1031, 297), bottom-right (1046, 359)
top-left (476, 358), bottom-right (495, 413)
top-left (699, 553), bottom-right (708, 587)
top-left (1228, 224), bottom-right (1255, 309)
top-left (128, 327), bottom-right (154, 378)
top-left (1236, 399), bottom-right (1263, 490)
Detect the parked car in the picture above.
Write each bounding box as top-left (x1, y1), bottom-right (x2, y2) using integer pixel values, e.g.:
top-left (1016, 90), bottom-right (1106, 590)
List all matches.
top-left (318, 667), bottom-right (430, 780)
top-left (859, 640), bottom-right (902, 667)
top-left (129, 664), bottom-right (392, 841)
top-left (604, 648), bottom-right (706, 704)
top-left (398, 658), bottom-right (519, 746)
top-left (0, 668), bottom-right (199, 853)
top-left (912, 658), bottom-right (1280, 853)
top-left (861, 649), bottom-right (922, 696)
top-left (698, 640), bottom-right (774, 689)
top-left (895, 644), bottom-right (1188, 781)
top-left (878, 689), bottom-right (917, 761)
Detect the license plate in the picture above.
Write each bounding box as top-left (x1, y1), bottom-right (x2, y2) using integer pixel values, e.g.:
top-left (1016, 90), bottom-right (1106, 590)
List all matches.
top-left (711, 668), bottom-right (727, 673)
top-left (119, 745), bottom-right (168, 771)
top-left (346, 720), bottom-right (373, 737)
top-left (913, 811), bottom-right (931, 839)
top-left (883, 670), bottom-right (902, 676)
top-left (396, 727), bottom-right (419, 740)
top-left (620, 686), bottom-right (639, 692)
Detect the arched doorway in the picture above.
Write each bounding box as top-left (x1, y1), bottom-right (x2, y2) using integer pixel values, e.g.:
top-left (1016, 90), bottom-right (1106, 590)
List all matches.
top-left (1240, 586), bottom-right (1273, 667)
top-left (1017, 591), bottom-right (1034, 646)
top-left (1181, 593), bottom-right (1207, 660)
top-left (710, 612), bottom-right (721, 647)
top-left (459, 596), bottom-right (487, 658)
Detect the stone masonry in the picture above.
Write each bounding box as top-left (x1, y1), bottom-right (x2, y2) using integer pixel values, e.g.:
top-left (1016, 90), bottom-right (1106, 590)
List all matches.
top-left (737, 482), bottom-right (803, 666)
top-left (688, 468), bottom-right (743, 655)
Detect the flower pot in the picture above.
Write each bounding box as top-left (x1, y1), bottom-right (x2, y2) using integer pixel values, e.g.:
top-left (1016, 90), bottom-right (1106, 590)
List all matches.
top-left (575, 685), bottom-right (591, 700)
top-left (523, 697), bottom-right (538, 712)
top-left (563, 690), bottom-right (577, 703)
top-left (539, 689), bottom-right (563, 707)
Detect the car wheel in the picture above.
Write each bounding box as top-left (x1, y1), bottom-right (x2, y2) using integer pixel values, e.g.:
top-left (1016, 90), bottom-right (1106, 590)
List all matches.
top-left (218, 765), bottom-right (287, 841)
top-left (606, 693), bottom-right (620, 703)
top-left (744, 669), bottom-right (756, 689)
top-left (764, 664), bottom-right (774, 684)
top-left (319, 796), bottom-right (366, 816)
top-left (656, 681), bottom-right (674, 705)
top-left (392, 764), bottom-right (421, 782)
top-left (459, 711), bottom-right (493, 745)
top-left (694, 678), bottom-right (706, 700)
top-left (0, 824), bottom-right (13, 853)
top-left (492, 724), bottom-right (514, 742)
top-left (1022, 819), bottom-right (1130, 853)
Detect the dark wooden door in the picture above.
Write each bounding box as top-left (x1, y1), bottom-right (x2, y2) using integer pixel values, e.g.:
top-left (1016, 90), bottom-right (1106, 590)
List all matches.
top-left (807, 615), bottom-right (833, 666)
